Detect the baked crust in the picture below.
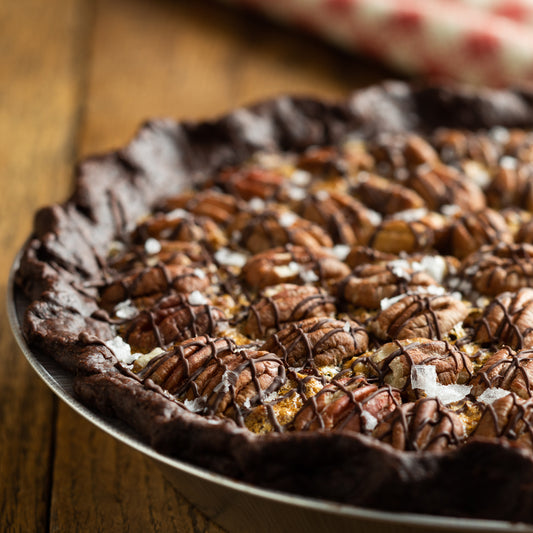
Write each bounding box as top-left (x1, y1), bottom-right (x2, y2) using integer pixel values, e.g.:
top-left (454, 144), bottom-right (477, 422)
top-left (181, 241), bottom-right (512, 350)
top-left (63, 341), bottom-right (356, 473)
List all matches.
top-left (15, 82), bottom-right (533, 523)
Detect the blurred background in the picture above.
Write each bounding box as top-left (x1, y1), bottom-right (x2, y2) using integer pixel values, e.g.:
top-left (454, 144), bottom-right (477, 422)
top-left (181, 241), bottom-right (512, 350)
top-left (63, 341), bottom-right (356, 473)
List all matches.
top-left (1, 0), bottom-right (531, 531)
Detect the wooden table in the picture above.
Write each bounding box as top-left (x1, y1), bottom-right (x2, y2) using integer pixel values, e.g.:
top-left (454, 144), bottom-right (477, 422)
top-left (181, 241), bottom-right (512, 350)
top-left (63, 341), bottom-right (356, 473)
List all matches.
top-left (0, 1), bottom-right (398, 530)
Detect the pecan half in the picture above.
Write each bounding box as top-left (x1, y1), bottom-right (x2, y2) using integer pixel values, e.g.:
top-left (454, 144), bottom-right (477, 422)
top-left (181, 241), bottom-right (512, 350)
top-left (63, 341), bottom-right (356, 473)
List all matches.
top-left (296, 146), bottom-right (346, 179)
top-left (263, 317), bottom-right (368, 369)
top-left (374, 398), bottom-right (465, 451)
top-left (297, 190), bottom-right (380, 245)
top-left (369, 293), bottom-right (469, 341)
top-left (448, 208), bottom-right (513, 260)
top-left (459, 243), bottom-right (533, 297)
top-left (242, 245), bottom-right (350, 290)
top-left (101, 263), bottom-right (210, 308)
top-left (407, 164), bottom-right (486, 212)
top-left (432, 129), bottom-right (500, 167)
top-left (337, 263), bottom-right (437, 309)
top-left (486, 162), bottom-right (533, 210)
top-left (292, 376), bottom-right (401, 433)
top-left (244, 284), bottom-right (335, 338)
top-left (344, 246), bottom-right (397, 269)
top-left (473, 393), bottom-right (533, 450)
top-left (368, 217), bottom-right (438, 254)
top-left (230, 208), bottom-right (332, 254)
top-left (140, 337), bottom-right (286, 421)
top-left (474, 288), bottom-right (533, 349)
top-left (215, 166), bottom-right (285, 200)
top-left (159, 190), bottom-right (240, 225)
top-left (354, 339), bottom-right (473, 390)
top-left (123, 294), bottom-right (226, 352)
top-left (353, 173), bottom-right (425, 215)
top-left (470, 346), bottom-right (533, 399)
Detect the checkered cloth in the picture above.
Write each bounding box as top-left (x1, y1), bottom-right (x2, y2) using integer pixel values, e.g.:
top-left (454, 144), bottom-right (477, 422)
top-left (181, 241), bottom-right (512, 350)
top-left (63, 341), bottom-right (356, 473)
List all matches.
top-left (221, 0), bottom-right (533, 86)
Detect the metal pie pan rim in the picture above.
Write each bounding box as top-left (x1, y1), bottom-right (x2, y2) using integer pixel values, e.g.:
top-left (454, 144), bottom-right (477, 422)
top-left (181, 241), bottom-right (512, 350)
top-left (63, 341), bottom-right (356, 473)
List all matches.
top-left (8, 252), bottom-right (533, 533)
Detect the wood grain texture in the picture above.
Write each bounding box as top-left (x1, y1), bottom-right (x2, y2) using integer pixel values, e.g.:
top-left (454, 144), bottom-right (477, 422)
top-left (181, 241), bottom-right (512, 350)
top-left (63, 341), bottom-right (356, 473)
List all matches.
top-left (0, 0), bottom-right (89, 531)
top-left (3, 0), bottom-right (396, 530)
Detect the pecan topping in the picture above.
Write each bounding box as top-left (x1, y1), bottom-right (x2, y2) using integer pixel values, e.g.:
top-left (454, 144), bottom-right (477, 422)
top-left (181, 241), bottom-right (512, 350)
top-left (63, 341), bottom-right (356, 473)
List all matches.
top-left (101, 263), bottom-right (210, 308)
top-left (369, 293), bottom-right (469, 341)
top-left (470, 346), bottom-right (533, 399)
top-left (353, 173), bottom-right (425, 215)
top-left (474, 288), bottom-right (533, 349)
top-left (263, 317), bottom-right (369, 370)
top-left (242, 245), bottom-right (350, 290)
top-left (123, 294), bottom-right (226, 352)
top-left (159, 190), bottom-right (240, 225)
top-left (292, 376), bottom-right (401, 433)
top-left (135, 213), bottom-right (227, 248)
top-left (216, 166), bottom-right (284, 200)
top-left (355, 339), bottom-right (473, 390)
top-left (296, 146), bottom-right (346, 178)
top-left (140, 336), bottom-right (286, 423)
top-left (230, 208), bottom-right (332, 254)
top-left (244, 284), bottom-right (335, 338)
top-left (344, 246), bottom-right (397, 269)
top-left (407, 164), bottom-right (486, 212)
top-left (337, 263), bottom-right (437, 310)
top-left (374, 398), bottom-right (465, 451)
top-left (473, 393), bottom-right (533, 449)
top-left (448, 208), bottom-right (513, 260)
top-left (368, 217), bottom-right (437, 254)
top-left (297, 190), bottom-right (379, 246)
top-left (459, 243), bottom-right (533, 296)
top-left (486, 162), bottom-right (533, 210)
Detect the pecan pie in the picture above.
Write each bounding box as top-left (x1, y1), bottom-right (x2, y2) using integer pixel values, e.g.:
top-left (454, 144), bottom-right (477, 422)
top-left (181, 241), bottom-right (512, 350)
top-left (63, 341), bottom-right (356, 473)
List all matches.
top-left (17, 82), bottom-right (533, 524)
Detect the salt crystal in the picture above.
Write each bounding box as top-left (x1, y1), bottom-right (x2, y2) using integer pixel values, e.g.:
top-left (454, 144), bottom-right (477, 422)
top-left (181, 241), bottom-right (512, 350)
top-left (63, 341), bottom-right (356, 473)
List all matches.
top-left (343, 322), bottom-right (351, 332)
top-left (231, 230), bottom-right (242, 242)
top-left (279, 211), bottom-right (298, 227)
top-left (463, 161), bottom-right (491, 188)
top-left (249, 197), bottom-right (266, 211)
top-left (114, 299), bottom-right (138, 320)
top-left (291, 169), bottom-right (311, 186)
top-left (144, 237), bottom-right (162, 255)
top-left (105, 336), bottom-right (139, 365)
top-left (108, 240), bottom-right (126, 254)
top-left (366, 209), bottom-right (383, 226)
top-left (500, 156), bottom-right (518, 170)
top-left (165, 208), bottom-right (190, 220)
top-left (361, 410), bottom-right (378, 432)
top-left (393, 208), bottom-right (427, 223)
top-left (286, 186), bottom-right (307, 201)
top-left (193, 268), bottom-right (206, 279)
top-left (380, 293), bottom-right (406, 311)
top-left (300, 269), bottom-right (319, 283)
top-left (410, 365), bottom-right (472, 404)
top-left (477, 388), bottom-right (510, 405)
top-left (188, 290), bottom-right (208, 306)
top-left (441, 204), bottom-right (462, 217)
top-left (214, 247), bottom-right (247, 268)
top-left (183, 396), bottom-right (207, 413)
top-left (273, 262), bottom-right (300, 278)
top-left (419, 255), bottom-right (447, 283)
top-left (389, 259), bottom-right (412, 279)
top-left (411, 365), bottom-right (438, 394)
top-left (422, 285), bottom-right (447, 297)
top-left (489, 126), bottom-right (510, 144)
top-left (332, 244), bottom-right (350, 261)
top-left (315, 190), bottom-right (330, 201)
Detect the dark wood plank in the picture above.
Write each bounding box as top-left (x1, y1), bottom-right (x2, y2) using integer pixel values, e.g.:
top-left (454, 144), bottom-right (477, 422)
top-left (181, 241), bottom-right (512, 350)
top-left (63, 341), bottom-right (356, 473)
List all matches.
top-left (0, 0), bottom-right (90, 531)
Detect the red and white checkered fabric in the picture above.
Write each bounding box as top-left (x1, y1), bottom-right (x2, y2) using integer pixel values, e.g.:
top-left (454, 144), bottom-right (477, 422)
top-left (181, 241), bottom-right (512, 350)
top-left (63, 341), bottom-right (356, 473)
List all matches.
top-left (221, 0), bottom-right (533, 86)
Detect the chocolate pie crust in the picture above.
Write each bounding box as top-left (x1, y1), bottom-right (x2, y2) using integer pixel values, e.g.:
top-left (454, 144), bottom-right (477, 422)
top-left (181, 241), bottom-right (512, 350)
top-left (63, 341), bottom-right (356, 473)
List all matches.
top-left (15, 81), bottom-right (533, 523)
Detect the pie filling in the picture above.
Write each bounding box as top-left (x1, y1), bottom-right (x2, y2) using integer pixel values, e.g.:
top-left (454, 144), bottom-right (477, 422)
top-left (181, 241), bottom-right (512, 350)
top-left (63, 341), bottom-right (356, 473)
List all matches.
top-left (96, 127), bottom-right (533, 454)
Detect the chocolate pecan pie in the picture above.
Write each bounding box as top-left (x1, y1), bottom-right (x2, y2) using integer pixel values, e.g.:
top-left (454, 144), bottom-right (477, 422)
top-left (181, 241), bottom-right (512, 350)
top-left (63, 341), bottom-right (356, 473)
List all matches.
top-left (17, 82), bottom-right (533, 524)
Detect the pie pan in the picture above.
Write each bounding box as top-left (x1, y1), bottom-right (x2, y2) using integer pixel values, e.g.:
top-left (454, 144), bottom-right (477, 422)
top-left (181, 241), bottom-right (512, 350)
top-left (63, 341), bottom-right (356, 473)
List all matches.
top-left (12, 81), bottom-right (533, 531)
top-left (8, 261), bottom-right (533, 533)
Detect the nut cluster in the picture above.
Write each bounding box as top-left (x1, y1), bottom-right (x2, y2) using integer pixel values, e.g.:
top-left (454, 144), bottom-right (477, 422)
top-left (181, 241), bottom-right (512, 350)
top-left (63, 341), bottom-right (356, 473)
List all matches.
top-left (100, 127), bottom-right (533, 453)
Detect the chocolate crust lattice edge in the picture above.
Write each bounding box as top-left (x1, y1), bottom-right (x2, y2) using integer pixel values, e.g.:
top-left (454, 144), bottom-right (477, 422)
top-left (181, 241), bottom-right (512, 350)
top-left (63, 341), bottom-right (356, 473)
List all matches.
top-left (15, 81), bottom-right (533, 523)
